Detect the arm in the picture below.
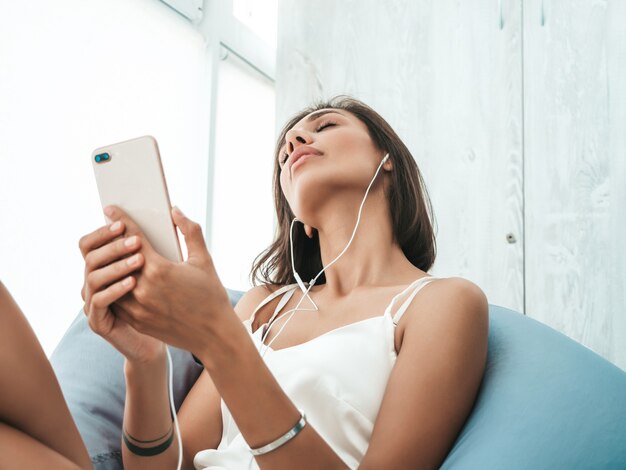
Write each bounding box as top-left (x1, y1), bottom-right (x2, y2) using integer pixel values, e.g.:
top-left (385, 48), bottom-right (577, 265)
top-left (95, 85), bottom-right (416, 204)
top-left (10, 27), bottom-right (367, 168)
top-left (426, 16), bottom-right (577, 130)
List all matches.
top-left (194, 286), bottom-right (350, 470)
top-left (122, 287), bottom-right (255, 469)
top-left (98, 206), bottom-right (350, 469)
top-left (121, 349), bottom-right (181, 469)
top-left (174, 286), bottom-right (278, 468)
top-left (122, 285), bottom-right (290, 470)
top-left (121, 336), bottom-right (225, 470)
top-left (76, 212), bottom-right (181, 468)
top-left (358, 277), bottom-right (489, 469)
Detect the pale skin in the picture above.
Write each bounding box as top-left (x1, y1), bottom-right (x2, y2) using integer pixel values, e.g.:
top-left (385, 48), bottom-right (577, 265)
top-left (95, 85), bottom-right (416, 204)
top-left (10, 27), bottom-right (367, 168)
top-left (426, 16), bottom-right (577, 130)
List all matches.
top-left (0, 108), bottom-right (488, 469)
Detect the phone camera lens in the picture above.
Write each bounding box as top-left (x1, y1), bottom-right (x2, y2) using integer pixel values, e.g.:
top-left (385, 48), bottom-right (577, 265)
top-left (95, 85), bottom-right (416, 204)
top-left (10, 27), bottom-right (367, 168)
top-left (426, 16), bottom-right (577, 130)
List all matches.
top-left (95, 153), bottom-right (110, 163)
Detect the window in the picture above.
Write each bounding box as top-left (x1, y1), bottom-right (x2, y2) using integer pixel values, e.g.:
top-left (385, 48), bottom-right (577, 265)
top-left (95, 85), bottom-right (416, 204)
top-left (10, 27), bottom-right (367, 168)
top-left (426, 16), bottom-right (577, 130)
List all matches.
top-left (210, 48), bottom-right (276, 291)
top-left (233, 0), bottom-right (278, 50)
top-left (205, 0), bottom-right (278, 292)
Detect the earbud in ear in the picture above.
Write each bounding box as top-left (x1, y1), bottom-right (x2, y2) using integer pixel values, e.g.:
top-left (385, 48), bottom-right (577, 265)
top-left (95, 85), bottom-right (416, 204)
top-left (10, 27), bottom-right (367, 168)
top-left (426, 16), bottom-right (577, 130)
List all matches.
top-left (382, 153), bottom-right (390, 163)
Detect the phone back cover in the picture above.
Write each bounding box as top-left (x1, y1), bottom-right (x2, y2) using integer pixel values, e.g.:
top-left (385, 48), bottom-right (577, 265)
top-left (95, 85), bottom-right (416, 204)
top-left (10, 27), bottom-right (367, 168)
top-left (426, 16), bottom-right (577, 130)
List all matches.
top-left (91, 136), bottom-right (183, 263)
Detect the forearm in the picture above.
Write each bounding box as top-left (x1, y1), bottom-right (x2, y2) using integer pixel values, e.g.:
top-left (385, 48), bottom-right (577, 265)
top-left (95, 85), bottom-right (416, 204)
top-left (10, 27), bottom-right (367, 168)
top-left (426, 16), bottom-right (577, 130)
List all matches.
top-left (121, 348), bottom-right (180, 470)
top-left (198, 312), bottom-right (349, 470)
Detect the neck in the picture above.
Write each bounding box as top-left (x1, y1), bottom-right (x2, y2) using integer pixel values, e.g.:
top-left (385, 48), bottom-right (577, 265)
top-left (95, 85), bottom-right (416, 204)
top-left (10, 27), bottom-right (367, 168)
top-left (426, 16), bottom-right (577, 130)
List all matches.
top-left (302, 191), bottom-right (417, 298)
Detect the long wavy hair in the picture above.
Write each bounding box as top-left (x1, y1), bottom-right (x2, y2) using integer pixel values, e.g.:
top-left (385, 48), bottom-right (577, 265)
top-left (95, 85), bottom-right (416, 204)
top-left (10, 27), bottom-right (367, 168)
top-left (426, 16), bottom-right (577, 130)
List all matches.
top-left (249, 95), bottom-right (437, 288)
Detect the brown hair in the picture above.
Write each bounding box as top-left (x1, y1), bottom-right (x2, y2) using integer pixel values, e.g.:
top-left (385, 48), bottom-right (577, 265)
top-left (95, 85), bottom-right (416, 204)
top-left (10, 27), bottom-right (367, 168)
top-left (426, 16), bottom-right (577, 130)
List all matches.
top-left (249, 95), bottom-right (437, 288)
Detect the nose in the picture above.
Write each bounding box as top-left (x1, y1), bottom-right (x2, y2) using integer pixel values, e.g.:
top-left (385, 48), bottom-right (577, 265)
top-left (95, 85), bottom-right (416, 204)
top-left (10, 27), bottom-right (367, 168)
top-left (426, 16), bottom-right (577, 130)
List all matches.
top-left (285, 127), bottom-right (311, 155)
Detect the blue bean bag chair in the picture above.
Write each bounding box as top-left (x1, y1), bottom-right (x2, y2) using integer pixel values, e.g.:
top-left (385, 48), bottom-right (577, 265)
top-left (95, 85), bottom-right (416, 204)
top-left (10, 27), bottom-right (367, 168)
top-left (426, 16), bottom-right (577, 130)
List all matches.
top-left (440, 304), bottom-right (626, 469)
top-left (50, 289), bottom-right (626, 469)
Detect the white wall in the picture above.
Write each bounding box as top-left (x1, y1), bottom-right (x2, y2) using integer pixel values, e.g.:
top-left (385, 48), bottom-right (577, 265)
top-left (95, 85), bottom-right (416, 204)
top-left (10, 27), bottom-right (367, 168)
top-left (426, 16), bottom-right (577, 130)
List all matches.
top-left (276, 0), bottom-right (626, 370)
top-left (0, 0), bottom-right (211, 357)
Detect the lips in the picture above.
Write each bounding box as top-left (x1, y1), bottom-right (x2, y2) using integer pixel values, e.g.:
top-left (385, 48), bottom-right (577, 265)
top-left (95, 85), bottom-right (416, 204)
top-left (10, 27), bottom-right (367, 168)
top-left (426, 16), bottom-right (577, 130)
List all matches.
top-left (289, 146), bottom-right (323, 175)
top-left (292, 154), bottom-right (318, 171)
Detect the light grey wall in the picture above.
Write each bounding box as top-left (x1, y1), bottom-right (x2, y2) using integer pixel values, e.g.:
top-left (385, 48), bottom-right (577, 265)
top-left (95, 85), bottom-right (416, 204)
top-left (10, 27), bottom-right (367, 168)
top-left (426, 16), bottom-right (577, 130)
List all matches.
top-left (275, 0), bottom-right (626, 370)
top-left (523, 0), bottom-right (626, 369)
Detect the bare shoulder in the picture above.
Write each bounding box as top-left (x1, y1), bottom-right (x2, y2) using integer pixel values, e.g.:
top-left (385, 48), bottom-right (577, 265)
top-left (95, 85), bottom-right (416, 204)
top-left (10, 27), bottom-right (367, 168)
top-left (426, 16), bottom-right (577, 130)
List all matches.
top-left (434, 276), bottom-right (488, 306)
top-left (232, 283), bottom-right (284, 323)
top-left (414, 277), bottom-right (489, 333)
top-left (360, 276), bottom-right (489, 468)
top-left (418, 276), bottom-right (488, 318)
top-left (399, 276), bottom-right (489, 351)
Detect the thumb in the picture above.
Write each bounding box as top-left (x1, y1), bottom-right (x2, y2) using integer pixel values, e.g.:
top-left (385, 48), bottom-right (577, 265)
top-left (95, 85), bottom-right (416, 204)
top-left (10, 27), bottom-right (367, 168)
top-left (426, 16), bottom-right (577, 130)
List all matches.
top-left (171, 206), bottom-right (210, 264)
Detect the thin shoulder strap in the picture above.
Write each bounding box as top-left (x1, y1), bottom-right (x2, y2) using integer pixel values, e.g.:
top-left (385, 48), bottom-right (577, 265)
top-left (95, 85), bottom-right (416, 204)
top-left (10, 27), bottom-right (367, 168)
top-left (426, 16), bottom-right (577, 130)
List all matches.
top-left (267, 286), bottom-right (300, 325)
top-left (388, 277), bottom-right (441, 325)
top-left (249, 283), bottom-right (299, 326)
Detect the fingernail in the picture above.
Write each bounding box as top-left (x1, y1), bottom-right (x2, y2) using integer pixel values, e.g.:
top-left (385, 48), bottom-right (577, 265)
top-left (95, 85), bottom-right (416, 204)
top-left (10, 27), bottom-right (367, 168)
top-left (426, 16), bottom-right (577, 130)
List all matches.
top-left (173, 206), bottom-right (184, 216)
top-left (110, 221), bottom-right (122, 232)
top-left (124, 235), bottom-right (137, 247)
top-left (104, 206), bottom-right (114, 217)
top-left (126, 254), bottom-right (139, 266)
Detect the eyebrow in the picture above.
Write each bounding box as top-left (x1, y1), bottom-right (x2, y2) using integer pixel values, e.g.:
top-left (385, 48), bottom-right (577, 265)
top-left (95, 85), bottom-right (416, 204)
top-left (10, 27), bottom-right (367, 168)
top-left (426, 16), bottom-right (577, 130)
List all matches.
top-left (304, 109), bottom-right (346, 123)
top-left (278, 110), bottom-right (346, 158)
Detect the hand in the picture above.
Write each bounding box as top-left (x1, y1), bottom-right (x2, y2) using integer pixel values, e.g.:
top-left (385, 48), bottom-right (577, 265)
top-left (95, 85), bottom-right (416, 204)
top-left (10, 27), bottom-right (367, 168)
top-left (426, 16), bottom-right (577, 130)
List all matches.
top-left (106, 205), bottom-right (233, 357)
top-left (79, 215), bottom-right (165, 363)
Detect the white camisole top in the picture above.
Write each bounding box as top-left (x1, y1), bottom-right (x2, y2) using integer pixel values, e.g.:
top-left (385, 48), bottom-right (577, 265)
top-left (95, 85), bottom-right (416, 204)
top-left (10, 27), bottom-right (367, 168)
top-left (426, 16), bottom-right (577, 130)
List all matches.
top-left (193, 275), bottom-right (441, 470)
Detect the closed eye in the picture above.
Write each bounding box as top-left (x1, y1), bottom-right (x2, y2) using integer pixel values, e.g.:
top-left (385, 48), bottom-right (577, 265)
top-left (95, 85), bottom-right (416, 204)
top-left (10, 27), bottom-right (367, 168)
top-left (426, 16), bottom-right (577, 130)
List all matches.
top-left (315, 121), bottom-right (336, 132)
top-left (279, 121), bottom-right (338, 166)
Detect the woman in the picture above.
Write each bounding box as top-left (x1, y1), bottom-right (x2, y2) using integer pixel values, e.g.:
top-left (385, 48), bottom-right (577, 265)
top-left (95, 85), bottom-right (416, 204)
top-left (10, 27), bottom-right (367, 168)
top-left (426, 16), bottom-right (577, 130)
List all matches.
top-left (0, 95), bottom-right (488, 469)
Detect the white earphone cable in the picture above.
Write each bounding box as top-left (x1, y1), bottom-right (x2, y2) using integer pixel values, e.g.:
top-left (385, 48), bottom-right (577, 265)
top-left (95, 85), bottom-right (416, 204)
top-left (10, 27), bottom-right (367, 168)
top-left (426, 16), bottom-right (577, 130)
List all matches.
top-left (165, 152), bottom-right (389, 468)
top-left (260, 153), bottom-right (389, 356)
top-left (165, 346), bottom-right (183, 470)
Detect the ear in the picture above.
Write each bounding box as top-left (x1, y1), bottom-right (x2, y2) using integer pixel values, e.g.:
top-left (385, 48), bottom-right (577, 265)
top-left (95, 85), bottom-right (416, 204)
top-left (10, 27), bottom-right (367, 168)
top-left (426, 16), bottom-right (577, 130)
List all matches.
top-left (383, 153), bottom-right (393, 171)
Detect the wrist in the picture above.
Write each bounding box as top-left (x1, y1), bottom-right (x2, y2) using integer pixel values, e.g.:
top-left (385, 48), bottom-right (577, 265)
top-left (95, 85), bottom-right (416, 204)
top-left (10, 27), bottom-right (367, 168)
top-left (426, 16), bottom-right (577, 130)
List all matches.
top-left (124, 347), bottom-right (167, 377)
top-left (195, 307), bottom-right (250, 372)
top-left (126, 341), bottom-right (166, 363)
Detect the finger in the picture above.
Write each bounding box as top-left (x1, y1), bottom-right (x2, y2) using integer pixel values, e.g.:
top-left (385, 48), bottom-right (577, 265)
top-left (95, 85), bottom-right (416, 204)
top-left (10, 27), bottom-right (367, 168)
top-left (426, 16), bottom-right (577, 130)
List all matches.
top-left (84, 234), bottom-right (142, 272)
top-left (110, 303), bottom-right (141, 332)
top-left (112, 300), bottom-right (156, 338)
top-left (88, 276), bottom-right (136, 332)
top-left (171, 206), bottom-right (210, 264)
top-left (104, 205), bottom-right (158, 258)
top-left (78, 219), bottom-right (125, 259)
top-left (81, 223), bottom-right (130, 302)
top-left (113, 286), bottom-right (143, 312)
top-left (86, 252), bottom-right (144, 298)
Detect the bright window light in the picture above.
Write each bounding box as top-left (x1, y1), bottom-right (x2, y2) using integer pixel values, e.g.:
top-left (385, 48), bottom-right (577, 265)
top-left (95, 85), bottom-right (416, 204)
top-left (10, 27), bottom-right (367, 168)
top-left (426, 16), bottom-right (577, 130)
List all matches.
top-left (211, 49), bottom-right (276, 292)
top-left (233, 0), bottom-right (278, 50)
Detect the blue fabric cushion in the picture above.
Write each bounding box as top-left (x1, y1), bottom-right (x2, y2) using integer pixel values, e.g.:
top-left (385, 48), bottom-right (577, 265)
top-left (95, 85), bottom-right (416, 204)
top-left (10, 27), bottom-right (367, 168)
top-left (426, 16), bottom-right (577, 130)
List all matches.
top-left (49, 288), bottom-right (244, 470)
top-left (441, 305), bottom-right (626, 469)
top-left (52, 291), bottom-right (626, 469)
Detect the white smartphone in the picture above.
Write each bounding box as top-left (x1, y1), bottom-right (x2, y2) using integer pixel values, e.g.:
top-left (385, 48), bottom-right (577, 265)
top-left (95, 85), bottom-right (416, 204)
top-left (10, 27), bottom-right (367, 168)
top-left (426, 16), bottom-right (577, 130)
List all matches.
top-left (91, 135), bottom-right (183, 263)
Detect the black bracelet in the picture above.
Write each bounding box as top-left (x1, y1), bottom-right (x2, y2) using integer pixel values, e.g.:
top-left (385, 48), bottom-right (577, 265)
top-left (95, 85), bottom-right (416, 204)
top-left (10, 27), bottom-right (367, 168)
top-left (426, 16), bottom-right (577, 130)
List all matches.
top-left (122, 425), bottom-right (174, 457)
top-left (124, 423), bottom-right (173, 444)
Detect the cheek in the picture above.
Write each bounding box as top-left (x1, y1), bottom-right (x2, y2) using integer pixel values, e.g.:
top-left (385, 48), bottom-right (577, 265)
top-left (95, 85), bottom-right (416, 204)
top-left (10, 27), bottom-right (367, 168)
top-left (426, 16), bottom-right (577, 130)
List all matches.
top-left (279, 171), bottom-right (290, 199)
top-left (333, 134), bottom-right (380, 169)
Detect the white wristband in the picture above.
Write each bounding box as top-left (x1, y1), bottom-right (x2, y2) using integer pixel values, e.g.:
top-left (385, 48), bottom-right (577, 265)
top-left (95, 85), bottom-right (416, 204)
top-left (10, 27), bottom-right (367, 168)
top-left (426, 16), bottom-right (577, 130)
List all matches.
top-left (249, 409), bottom-right (307, 456)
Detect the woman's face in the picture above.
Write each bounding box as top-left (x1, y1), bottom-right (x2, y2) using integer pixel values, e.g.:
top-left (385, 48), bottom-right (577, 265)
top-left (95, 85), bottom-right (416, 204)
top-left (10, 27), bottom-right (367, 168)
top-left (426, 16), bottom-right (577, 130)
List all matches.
top-left (278, 108), bottom-right (384, 218)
